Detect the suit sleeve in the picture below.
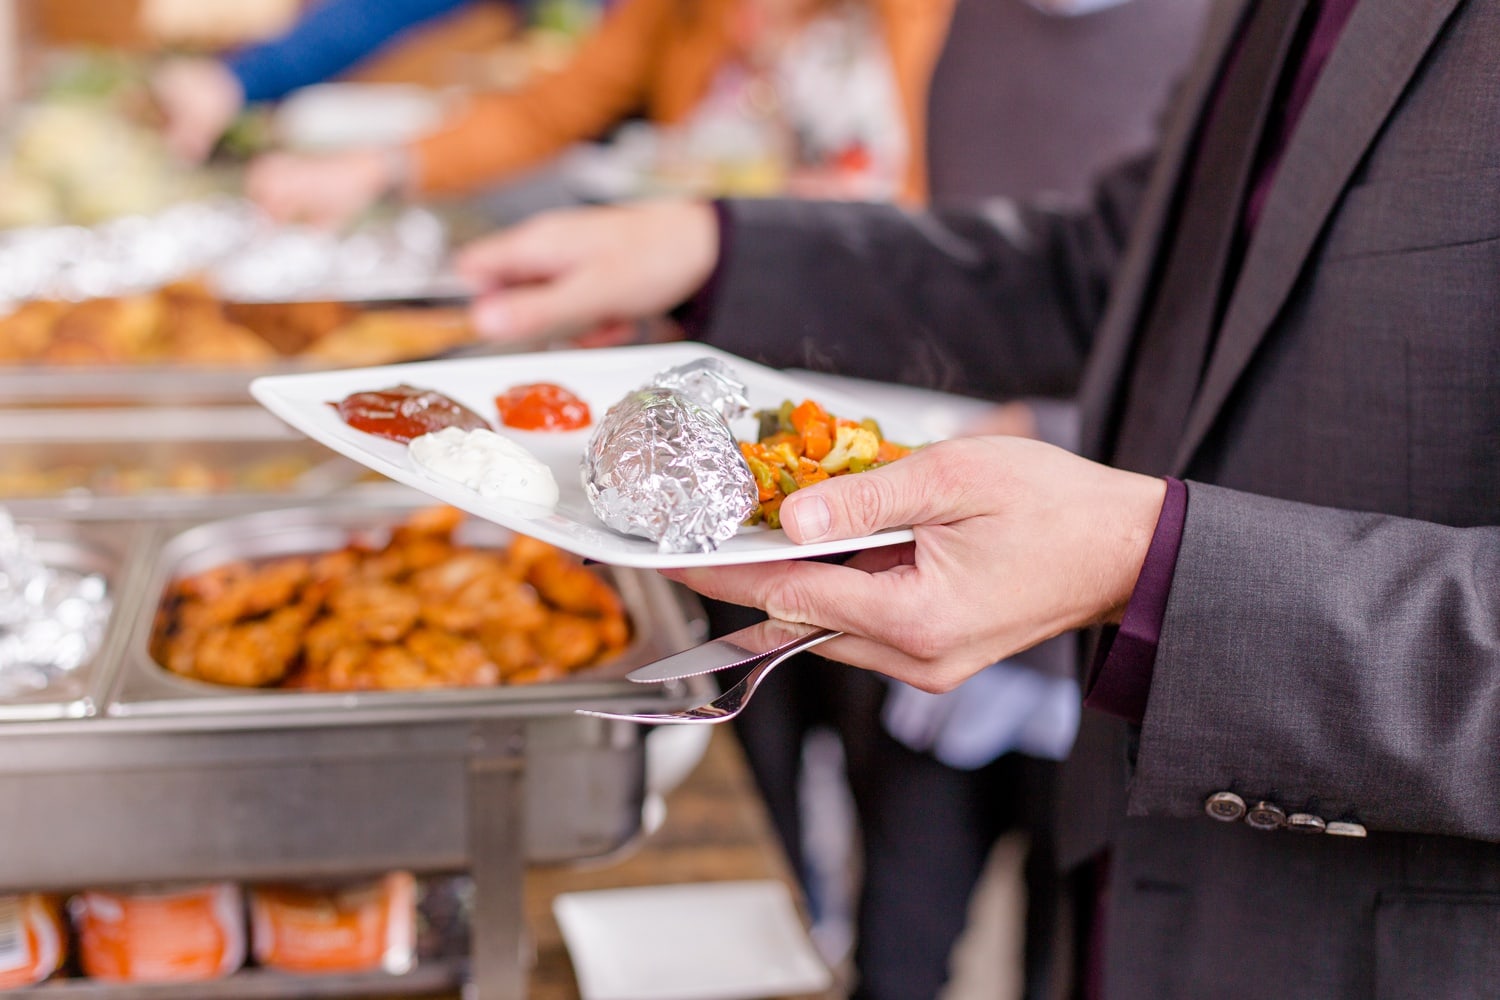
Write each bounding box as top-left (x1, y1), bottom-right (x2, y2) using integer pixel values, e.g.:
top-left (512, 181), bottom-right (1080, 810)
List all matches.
top-left (699, 152), bottom-right (1152, 401)
top-left (1129, 481), bottom-right (1500, 843)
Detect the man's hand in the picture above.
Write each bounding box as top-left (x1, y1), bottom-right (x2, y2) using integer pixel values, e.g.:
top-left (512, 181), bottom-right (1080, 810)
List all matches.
top-left (663, 437), bottom-right (1167, 692)
top-left (456, 200), bottom-right (719, 344)
top-left (246, 149), bottom-right (394, 228)
top-left (152, 58), bottom-right (244, 163)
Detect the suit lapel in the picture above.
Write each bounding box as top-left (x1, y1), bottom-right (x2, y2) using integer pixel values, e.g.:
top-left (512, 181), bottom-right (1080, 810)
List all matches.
top-left (1170, 0), bottom-right (1463, 474)
top-left (1078, 0), bottom-right (1249, 461)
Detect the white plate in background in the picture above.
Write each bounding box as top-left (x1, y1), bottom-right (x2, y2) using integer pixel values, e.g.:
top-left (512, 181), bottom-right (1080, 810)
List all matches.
top-left (553, 880), bottom-right (832, 1000)
top-left (251, 342), bottom-right (928, 568)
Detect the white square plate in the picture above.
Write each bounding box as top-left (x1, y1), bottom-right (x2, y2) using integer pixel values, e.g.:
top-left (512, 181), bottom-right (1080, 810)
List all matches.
top-left (553, 880), bottom-right (832, 1000)
top-left (250, 343), bottom-right (928, 568)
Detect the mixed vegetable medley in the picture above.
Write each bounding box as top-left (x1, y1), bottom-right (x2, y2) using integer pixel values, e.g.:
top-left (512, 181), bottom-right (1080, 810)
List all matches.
top-left (739, 398), bottom-right (913, 528)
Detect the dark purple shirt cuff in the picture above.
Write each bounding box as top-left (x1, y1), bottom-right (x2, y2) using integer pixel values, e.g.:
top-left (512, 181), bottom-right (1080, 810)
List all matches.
top-left (669, 199), bottom-right (734, 339)
top-left (1083, 477), bottom-right (1188, 724)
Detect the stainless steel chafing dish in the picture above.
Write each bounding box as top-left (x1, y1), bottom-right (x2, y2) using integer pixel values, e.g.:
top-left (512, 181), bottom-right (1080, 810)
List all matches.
top-left (0, 500), bottom-right (711, 999)
top-left (0, 518), bottom-right (145, 721)
top-left (0, 405), bottom-right (403, 519)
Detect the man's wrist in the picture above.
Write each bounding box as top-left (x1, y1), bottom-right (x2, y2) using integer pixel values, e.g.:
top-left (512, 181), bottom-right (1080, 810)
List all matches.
top-left (1103, 472), bottom-right (1171, 626)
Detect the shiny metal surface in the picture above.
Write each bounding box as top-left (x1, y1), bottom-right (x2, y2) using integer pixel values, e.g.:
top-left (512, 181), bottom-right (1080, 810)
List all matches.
top-left (584, 627), bottom-right (841, 725)
top-left (111, 502), bottom-right (708, 719)
top-left (0, 406), bottom-right (390, 520)
top-left (626, 620), bottom-right (839, 683)
top-left (0, 519), bottom-right (146, 721)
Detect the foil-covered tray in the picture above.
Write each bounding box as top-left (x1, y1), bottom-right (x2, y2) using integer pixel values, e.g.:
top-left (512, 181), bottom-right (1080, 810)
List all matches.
top-left (107, 503), bottom-right (708, 720)
top-left (0, 518), bottom-right (147, 721)
top-left (0, 199), bottom-right (451, 309)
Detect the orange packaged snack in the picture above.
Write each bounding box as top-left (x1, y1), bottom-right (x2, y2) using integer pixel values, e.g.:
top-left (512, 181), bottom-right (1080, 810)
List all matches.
top-left (73, 883), bottom-right (245, 983)
top-left (0, 894), bottom-right (67, 989)
top-left (249, 873), bottom-right (416, 975)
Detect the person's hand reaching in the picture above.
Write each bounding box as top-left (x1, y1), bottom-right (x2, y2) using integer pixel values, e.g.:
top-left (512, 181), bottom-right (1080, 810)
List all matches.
top-left (664, 436), bottom-right (1167, 692)
top-left (245, 149), bottom-right (395, 228)
top-left (151, 58), bottom-right (245, 163)
top-left (456, 200), bottom-right (719, 345)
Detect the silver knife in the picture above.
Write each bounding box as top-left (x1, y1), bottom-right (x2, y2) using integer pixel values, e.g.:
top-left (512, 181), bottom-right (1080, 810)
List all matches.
top-left (626, 621), bottom-right (841, 683)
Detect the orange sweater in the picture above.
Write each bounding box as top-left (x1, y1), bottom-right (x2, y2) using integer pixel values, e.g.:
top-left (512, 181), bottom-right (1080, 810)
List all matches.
top-left (410, 0), bottom-right (955, 205)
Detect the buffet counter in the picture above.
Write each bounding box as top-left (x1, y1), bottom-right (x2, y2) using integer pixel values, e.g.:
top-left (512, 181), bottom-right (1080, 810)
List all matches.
top-left (0, 494), bottom-right (718, 999)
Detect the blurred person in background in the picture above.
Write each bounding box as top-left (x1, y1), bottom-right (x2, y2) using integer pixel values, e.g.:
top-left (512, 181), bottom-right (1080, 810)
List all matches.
top-left (229, 0), bottom-right (954, 226)
top-left (151, 0), bottom-right (549, 163)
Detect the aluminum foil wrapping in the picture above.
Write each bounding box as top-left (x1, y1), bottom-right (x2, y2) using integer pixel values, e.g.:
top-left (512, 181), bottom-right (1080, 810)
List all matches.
top-left (0, 512), bottom-right (112, 699)
top-left (582, 359), bottom-right (757, 554)
top-left (0, 198), bottom-right (448, 311)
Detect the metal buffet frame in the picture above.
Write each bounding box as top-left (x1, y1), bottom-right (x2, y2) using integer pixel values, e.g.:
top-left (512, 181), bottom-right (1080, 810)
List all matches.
top-left (0, 500), bottom-right (712, 1000)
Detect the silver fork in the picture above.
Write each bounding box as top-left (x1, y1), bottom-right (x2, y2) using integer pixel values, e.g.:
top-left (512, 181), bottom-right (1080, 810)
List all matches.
top-left (576, 626), bottom-right (841, 725)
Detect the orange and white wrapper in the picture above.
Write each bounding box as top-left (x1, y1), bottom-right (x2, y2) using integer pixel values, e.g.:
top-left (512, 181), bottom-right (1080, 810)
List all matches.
top-left (73, 883), bottom-right (245, 982)
top-left (250, 873), bottom-right (415, 975)
top-left (0, 894), bottom-right (67, 989)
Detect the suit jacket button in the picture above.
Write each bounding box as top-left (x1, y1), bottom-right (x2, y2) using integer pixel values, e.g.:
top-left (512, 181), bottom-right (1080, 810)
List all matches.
top-left (1326, 821), bottom-right (1368, 838)
top-left (1286, 813), bottom-right (1326, 833)
top-left (1205, 792), bottom-right (1246, 822)
top-left (1245, 801), bottom-right (1287, 831)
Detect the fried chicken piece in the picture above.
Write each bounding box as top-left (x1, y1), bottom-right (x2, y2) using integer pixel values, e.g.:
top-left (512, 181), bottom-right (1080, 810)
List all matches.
top-left (529, 556), bottom-right (626, 620)
top-left (239, 556), bottom-right (312, 616)
top-left (505, 534), bottom-right (558, 578)
top-left (323, 641), bottom-right (376, 691)
top-left (367, 644), bottom-right (440, 690)
top-left (44, 295), bottom-right (164, 363)
top-left (413, 553), bottom-right (545, 633)
top-left (172, 556), bottom-right (311, 631)
top-left (0, 300), bottom-right (66, 361)
top-left (300, 309), bottom-right (473, 366)
top-left (167, 317), bottom-right (278, 364)
top-left (327, 581), bottom-right (420, 643)
top-left (223, 300), bottom-right (358, 356)
top-left (174, 560), bottom-right (253, 603)
top-left (299, 549), bottom-right (361, 610)
top-left (478, 626), bottom-right (541, 679)
top-left (191, 605), bottom-right (308, 687)
top-left (404, 628), bottom-right (498, 686)
top-left (395, 505), bottom-right (465, 539)
top-left (534, 612), bottom-right (604, 673)
top-left (506, 663), bottom-right (567, 686)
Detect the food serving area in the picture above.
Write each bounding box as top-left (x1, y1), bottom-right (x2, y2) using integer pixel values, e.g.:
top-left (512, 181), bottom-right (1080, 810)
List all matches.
top-left (0, 389), bottom-right (835, 999)
top-left (0, 8), bottom-right (878, 996)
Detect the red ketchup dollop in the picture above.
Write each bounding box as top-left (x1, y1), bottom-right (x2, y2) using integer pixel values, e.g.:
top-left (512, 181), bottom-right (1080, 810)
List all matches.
top-left (495, 382), bottom-right (592, 432)
top-left (333, 384), bottom-right (490, 443)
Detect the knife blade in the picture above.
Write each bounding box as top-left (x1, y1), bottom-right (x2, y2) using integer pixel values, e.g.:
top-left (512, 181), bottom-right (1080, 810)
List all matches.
top-left (626, 620), bottom-right (840, 683)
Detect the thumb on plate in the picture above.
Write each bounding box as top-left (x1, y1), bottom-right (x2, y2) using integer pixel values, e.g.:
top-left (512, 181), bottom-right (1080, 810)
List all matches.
top-left (779, 440), bottom-right (980, 544)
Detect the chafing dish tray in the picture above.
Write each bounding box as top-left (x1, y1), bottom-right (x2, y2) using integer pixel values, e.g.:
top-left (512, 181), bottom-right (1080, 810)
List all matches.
top-left (0, 502), bottom-right (710, 893)
top-left (0, 406), bottom-right (405, 520)
top-left (0, 518), bottom-right (146, 721)
top-left (110, 503), bottom-right (706, 718)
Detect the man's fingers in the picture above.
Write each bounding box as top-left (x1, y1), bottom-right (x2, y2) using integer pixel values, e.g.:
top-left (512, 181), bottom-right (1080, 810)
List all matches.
top-left (663, 559), bottom-right (919, 646)
top-left (660, 560), bottom-right (977, 691)
top-left (779, 439), bottom-right (992, 544)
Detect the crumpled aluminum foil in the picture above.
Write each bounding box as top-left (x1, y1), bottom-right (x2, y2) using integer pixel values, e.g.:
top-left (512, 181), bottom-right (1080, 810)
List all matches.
top-left (0, 512), bottom-right (112, 699)
top-left (0, 197), bottom-right (447, 312)
top-left (582, 358), bottom-right (757, 554)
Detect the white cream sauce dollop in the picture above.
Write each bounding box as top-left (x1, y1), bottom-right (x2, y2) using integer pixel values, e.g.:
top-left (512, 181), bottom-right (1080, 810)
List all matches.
top-left (408, 426), bottom-right (560, 510)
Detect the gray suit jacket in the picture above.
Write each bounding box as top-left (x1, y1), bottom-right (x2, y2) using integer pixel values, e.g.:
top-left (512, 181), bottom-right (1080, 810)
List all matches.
top-left (697, 0), bottom-right (1500, 994)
